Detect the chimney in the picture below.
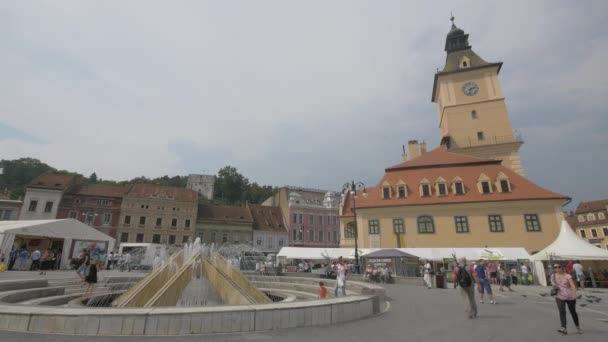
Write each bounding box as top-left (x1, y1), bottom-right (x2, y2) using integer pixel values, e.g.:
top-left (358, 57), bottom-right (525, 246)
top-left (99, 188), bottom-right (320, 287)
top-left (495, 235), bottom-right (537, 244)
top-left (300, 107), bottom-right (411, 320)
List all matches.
top-left (420, 141), bottom-right (427, 155)
top-left (401, 145), bottom-right (408, 162)
top-left (408, 140), bottom-right (420, 160)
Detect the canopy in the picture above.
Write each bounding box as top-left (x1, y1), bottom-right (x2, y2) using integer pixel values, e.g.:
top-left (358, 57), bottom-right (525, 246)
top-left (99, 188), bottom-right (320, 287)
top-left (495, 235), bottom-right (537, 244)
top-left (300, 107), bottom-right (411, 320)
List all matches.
top-left (276, 247), bottom-right (380, 261)
top-left (277, 246), bottom-right (530, 262)
top-left (397, 247), bottom-right (530, 262)
top-left (362, 249), bottom-right (418, 259)
top-left (530, 220), bottom-right (608, 261)
top-left (0, 219), bottom-right (115, 269)
top-left (0, 219), bottom-right (114, 242)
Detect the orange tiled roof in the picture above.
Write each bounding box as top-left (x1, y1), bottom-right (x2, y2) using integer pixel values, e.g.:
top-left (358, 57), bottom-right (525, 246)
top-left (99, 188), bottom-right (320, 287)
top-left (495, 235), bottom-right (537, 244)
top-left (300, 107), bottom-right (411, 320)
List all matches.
top-left (28, 173), bottom-right (81, 191)
top-left (127, 183), bottom-right (198, 202)
top-left (341, 146), bottom-right (568, 215)
top-left (248, 203), bottom-right (287, 232)
top-left (575, 199), bottom-right (608, 214)
top-left (71, 184), bottom-right (131, 198)
top-left (197, 204), bottom-right (253, 224)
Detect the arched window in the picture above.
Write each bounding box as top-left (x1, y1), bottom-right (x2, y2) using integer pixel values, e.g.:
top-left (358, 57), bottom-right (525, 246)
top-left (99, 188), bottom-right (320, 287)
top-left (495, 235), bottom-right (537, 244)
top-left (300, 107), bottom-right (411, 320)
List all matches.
top-left (344, 222), bottom-right (356, 239)
top-left (417, 215), bottom-right (435, 234)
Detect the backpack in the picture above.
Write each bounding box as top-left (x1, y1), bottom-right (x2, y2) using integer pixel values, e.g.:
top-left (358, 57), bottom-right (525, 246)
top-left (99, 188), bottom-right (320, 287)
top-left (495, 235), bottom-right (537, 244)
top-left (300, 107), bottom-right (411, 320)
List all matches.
top-left (457, 266), bottom-right (472, 288)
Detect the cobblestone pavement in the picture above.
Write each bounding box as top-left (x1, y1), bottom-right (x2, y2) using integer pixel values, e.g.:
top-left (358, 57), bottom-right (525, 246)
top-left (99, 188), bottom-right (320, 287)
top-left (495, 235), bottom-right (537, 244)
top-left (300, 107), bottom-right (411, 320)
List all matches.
top-left (1, 271), bottom-right (607, 341)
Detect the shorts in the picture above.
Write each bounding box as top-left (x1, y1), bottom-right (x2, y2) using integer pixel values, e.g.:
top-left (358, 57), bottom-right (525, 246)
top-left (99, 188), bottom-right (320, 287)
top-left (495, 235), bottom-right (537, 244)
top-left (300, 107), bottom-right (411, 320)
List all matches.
top-left (576, 273), bottom-right (585, 282)
top-left (479, 279), bottom-right (492, 295)
top-left (490, 272), bottom-right (497, 278)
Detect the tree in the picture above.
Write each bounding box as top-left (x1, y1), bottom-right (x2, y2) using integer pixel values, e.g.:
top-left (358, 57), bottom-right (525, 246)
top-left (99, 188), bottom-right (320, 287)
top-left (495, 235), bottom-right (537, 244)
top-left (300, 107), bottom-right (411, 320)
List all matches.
top-left (88, 172), bottom-right (98, 184)
top-left (245, 183), bottom-right (276, 204)
top-left (0, 158), bottom-right (55, 199)
top-left (215, 166), bottom-right (249, 204)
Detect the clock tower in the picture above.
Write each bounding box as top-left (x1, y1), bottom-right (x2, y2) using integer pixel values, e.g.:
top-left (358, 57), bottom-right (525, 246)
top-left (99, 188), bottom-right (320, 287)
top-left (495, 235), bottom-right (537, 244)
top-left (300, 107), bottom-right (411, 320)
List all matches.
top-left (431, 17), bottom-right (524, 176)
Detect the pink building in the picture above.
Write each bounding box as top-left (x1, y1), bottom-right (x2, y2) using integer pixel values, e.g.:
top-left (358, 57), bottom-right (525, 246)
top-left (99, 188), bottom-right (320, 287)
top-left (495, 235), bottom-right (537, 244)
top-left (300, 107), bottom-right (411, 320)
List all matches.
top-left (263, 186), bottom-right (341, 247)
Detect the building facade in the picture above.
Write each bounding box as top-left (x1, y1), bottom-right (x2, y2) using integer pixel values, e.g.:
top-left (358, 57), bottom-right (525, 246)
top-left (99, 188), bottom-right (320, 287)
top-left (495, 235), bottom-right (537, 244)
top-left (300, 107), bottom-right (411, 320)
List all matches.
top-left (340, 147), bottom-right (568, 253)
top-left (566, 199), bottom-right (608, 249)
top-left (186, 174), bottom-right (215, 200)
top-left (263, 186), bottom-right (341, 247)
top-left (57, 184), bottom-right (130, 238)
top-left (116, 184), bottom-right (198, 246)
top-left (248, 203), bottom-right (288, 254)
top-left (19, 174), bottom-right (82, 220)
top-left (195, 204), bottom-right (253, 245)
top-left (432, 18), bottom-right (524, 176)
top-left (0, 190), bottom-right (21, 221)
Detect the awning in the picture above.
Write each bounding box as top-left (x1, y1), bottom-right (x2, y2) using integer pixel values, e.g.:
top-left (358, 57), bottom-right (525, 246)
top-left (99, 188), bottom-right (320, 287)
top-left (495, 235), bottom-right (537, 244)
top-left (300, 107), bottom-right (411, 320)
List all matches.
top-left (530, 220), bottom-right (608, 261)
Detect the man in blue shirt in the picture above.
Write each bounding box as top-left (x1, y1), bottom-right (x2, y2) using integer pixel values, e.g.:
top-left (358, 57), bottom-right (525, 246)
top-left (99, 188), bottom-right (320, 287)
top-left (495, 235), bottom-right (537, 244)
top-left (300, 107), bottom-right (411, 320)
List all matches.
top-left (475, 259), bottom-right (495, 304)
top-left (8, 248), bottom-right (18, 271)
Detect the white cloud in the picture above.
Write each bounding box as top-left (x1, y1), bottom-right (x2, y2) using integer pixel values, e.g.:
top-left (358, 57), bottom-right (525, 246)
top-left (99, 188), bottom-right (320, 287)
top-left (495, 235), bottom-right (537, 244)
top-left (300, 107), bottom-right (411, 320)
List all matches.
top-left (1, 1), bottom-right (607, 204)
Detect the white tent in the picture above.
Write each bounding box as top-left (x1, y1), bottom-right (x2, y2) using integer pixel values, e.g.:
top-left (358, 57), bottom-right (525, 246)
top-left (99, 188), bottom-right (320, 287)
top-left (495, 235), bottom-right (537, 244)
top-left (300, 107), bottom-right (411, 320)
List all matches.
top-left (276, 247), bottom-right (530, 262)
top-left (531, 220), bottom-right (608, 261)
top-left (0, 219), bottom-right (115, 269)
top-left (276, 247), bottom-right (380, 261)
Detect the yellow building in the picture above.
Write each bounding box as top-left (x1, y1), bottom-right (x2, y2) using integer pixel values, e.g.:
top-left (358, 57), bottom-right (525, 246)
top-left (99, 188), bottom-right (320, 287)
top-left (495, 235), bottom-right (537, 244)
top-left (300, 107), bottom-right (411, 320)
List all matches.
top-left (432, 17), bottom-right (524, 176)
top-left (339, 147), bottom-right (568, 253)
top-left (566, 199), bottom-right (608, 249)
top-left (339, 19), bottom-right (570, 254)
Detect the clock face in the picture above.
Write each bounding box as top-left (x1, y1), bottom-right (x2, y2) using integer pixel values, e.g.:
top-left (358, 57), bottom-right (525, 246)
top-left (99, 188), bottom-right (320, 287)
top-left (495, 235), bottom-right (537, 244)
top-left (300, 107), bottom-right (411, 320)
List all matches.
top-left (462, 82), bottom-right (480, 96)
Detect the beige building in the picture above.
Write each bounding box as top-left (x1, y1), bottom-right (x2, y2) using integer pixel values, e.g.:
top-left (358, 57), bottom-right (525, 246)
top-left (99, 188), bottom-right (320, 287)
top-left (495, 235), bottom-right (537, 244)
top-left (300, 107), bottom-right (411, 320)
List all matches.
top-left (117, 184), bottom-right (198, 246)
top-left (339, 148), bottom-right (569, 254)
top-left (432, 18), bottom-right (524, 176)
top-left (566, 199), bottom-right (608, 249)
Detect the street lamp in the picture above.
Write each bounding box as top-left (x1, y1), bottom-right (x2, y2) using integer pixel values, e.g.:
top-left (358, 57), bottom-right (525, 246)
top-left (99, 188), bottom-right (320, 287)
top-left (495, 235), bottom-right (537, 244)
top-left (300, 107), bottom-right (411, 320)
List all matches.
top-left (342, 180), bottom-right (367, 274)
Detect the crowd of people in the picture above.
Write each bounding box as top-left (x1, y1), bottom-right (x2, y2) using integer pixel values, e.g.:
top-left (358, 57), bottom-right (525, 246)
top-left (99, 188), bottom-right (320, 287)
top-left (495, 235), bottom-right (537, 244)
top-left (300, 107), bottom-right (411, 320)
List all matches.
top-left (1, 247), bottom-right (62, 273)
top-left (364, 264), bottom-right (392, 284)
top-left (452, 257), bottom-right (585, 335)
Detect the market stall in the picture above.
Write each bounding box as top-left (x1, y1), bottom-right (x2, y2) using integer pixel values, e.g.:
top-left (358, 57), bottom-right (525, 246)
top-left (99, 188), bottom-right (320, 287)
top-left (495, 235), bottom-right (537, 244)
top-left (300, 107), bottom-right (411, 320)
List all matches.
top-left (361, 249), bottom-right (419, 277)
top-left (0, 219), bottom-right (115, 270)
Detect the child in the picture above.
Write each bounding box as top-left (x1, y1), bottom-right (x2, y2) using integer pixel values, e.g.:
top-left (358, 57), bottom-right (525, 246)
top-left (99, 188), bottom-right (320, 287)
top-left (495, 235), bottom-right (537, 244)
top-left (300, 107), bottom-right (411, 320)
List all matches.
top-left (318, 281), bottom-right (328, 299)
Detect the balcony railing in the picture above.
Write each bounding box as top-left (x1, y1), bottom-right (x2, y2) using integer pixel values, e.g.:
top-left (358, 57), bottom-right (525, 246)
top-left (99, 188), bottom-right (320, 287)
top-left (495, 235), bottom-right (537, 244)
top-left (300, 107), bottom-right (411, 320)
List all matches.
top-left (451, 132), bottom-right (523, 149)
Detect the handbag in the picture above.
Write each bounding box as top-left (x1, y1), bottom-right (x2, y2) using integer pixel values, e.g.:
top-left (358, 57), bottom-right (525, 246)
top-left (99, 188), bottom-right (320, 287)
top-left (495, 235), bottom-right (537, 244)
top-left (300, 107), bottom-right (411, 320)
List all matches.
top-left (550, 288), bottom-right (558, 296)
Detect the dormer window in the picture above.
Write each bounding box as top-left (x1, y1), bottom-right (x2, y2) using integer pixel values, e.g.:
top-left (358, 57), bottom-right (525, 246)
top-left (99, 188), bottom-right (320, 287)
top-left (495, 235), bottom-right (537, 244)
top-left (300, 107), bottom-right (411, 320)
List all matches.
top-left (599, 212), bottom-right (606, 220)
top-left (420, 178), bottom-right (431, 197)
top-left (435, 177), bottom-right (447, 196)
top-left (381, 181), bottom-right (392, 199)
top-left (478, 174), bottom-right (492, 194)
top-left (382, 187), bottom-right (390, 199)
top-left (578, 215), bottom-right (585, 223)
top-left (452, 177), bottom-right (465, 195)
top-left (481, 182), bottom-right (491, 194)
top-left (460, 56), bottom-right (471, 69)
top-left (587, 213), bottom-right (596, 221)
top-left (496, 173), bottom-right (511, 193)
top-left (398, 186), bottom-right (406, 198)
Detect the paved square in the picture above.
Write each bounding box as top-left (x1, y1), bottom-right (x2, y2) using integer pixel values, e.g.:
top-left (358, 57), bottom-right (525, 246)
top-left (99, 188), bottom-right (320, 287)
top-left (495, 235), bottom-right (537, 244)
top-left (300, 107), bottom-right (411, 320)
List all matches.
top-left (0, 272), bottom-right (607, 341)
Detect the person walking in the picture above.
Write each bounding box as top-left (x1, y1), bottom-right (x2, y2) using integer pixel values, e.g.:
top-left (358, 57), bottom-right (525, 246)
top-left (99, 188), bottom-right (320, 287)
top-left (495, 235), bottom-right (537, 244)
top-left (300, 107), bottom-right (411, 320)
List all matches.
top-left (498, 264), bottom-right (514, 292)
top-left (422, 260), bottom-right (433, 289)
top-left (8, 247), bottom-right (18, 271)
top-left (572, 261), bottom-right (585, 290)
top-left (18, 248), bottom-right (28, 271)
top-left (334, 256), bottom-right (347, 297)
top-left (106, 251), bottom-right (113, 270)
top-left (551, 263), bottom-right (581, 335)
top-left (475, 260), bottom-right (496, 304)
top-left (83, 259), bottom-right (99, 299)
top-left (455, 257), bottom-right (477, 319)
top-left (521, 263), bottom-right (530, 285)
top-left (30, 248), bottom-right (41, 271)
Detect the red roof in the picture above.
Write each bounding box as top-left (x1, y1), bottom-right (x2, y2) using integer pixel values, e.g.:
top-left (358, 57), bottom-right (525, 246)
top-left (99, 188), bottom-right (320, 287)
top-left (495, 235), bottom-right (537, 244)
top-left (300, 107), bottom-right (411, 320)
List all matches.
top-left (575, 199), bottom-right (608, 214)
top-left (28, 174), bottom-right (81, 191)
top-left (385, 146), bottom-right (498, 171)
top-left (341, 146), bottom-right (568, 214)
top-left (71, 184), bottom-right (131, 198)
top-left (248, 203), bottom-right (287, 232)
top-left (197, 204), bottom-right (253, 224)
top-left (126, 183), bottom-right (198, 202)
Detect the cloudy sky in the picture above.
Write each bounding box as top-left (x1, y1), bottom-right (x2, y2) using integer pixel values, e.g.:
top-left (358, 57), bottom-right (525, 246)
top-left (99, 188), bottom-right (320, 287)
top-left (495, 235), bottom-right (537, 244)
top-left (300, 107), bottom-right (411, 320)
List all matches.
top-left (1, 1), bottom-right (606, 207)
